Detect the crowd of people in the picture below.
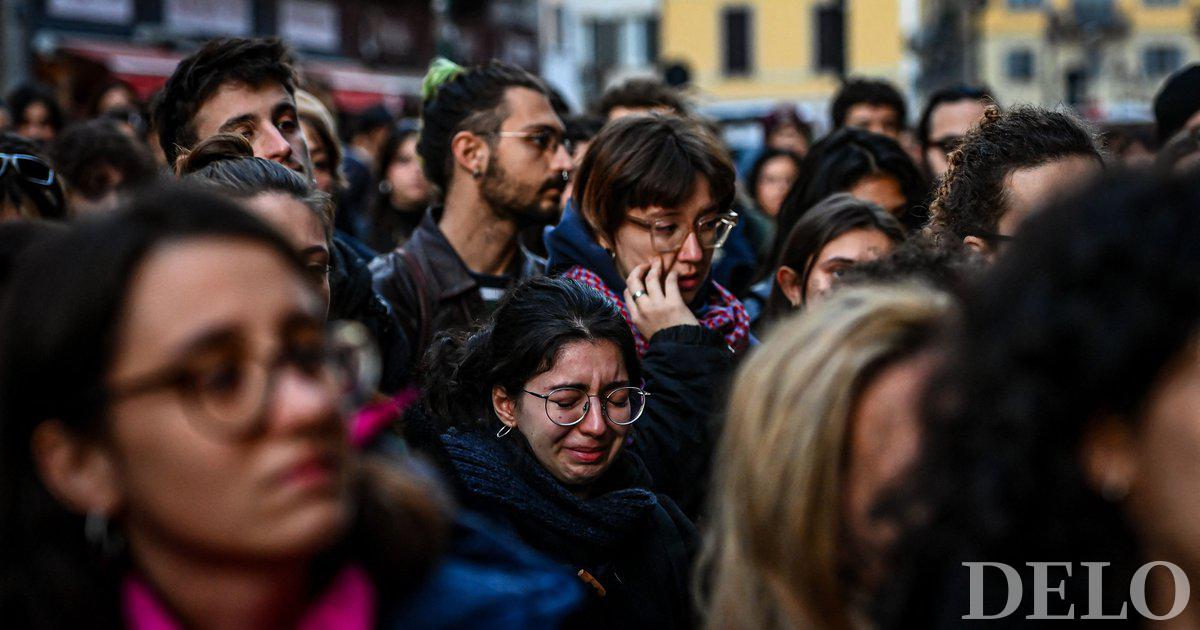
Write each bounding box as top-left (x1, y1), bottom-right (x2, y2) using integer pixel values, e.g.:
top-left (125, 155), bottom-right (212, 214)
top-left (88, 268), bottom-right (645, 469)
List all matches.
top-left (3, 34), bottom-right (1200, 628)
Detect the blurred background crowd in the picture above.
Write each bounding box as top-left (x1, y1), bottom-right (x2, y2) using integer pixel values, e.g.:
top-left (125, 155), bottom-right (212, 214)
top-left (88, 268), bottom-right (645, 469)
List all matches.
top-left (2, 1), bottom-right (1200, 629)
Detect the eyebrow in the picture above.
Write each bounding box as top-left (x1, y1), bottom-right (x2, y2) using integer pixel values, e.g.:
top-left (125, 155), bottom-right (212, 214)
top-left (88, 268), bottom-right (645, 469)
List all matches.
top-left (821, 257), bottom-right (858, 267)
top-left (218, 113), bottom-right (256, 133)
top-left (272, 99), bottom-right (297, 120)
top-left (300, 245), bottom-right (329, 259)
top-left (543, 379), bottom-right (632, 391)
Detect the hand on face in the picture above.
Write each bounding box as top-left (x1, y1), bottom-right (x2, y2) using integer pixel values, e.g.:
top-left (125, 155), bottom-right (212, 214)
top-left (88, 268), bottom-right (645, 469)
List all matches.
top-left (624, 259), bottom-right (700, 340)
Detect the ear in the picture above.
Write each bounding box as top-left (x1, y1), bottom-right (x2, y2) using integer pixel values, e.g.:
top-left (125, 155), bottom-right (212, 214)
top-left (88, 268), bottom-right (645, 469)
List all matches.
top-left (962, 235), bottom-right (995, 260)
top-left (450, 130), bottom-right (489, 180)
top-left (776, 265), bottom-right (804, 308)
top-left (30, 420), bottom-right (123, 516)
top-left (491, 385), bottom-right (519, 430)
top-left (1080, 416), bottom-right (1137, 502)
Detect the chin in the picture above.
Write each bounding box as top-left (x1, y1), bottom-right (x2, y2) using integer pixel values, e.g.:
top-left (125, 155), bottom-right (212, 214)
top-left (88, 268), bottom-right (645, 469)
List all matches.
top-left (256, 500), bottom-right (349, 560)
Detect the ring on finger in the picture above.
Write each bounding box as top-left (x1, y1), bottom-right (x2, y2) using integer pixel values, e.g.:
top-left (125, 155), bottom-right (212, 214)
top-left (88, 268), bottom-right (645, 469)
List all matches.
top-left (631, 289), bottom-right (648, 300)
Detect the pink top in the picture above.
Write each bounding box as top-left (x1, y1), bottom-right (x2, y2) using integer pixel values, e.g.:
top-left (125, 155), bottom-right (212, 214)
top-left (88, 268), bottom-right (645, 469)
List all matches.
top-left (122, 564), bottom-right (376, 630)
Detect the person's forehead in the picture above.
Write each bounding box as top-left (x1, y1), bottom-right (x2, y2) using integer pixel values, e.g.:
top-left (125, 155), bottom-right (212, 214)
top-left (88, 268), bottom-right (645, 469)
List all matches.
top-left (500, 86), bottom-right (562, 130)
top-left (196, 80), bottom-right (293, 126)
top-left (930, 99), bottom-right (987, 138)
top-left (848, 103), bottom-right (898, 120)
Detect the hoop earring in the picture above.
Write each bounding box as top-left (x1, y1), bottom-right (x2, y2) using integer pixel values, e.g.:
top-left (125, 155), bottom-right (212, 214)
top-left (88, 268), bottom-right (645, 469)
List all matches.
top-left (85, 511), bottom-right (123, 559)
top-left (496, 425), bottom-right (513, 439)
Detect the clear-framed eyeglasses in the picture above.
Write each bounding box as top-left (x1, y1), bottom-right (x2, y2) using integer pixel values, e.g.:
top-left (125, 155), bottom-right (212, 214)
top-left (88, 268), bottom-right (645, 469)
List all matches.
top-left (522, 385), bottom-right (651, 427)
top-left (104, 320), bottom-right (378, 441)
top-left (625, 210), bottom-right (739, 254)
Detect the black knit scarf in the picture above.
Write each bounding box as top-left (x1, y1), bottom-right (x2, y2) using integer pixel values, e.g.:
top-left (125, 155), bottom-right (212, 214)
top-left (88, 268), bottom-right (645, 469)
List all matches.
top-left (440, 427), bottom-right (660, 565)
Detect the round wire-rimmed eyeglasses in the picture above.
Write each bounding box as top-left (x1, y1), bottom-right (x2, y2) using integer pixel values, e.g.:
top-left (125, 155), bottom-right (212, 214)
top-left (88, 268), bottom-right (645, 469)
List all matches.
top-left (522, 385), bottom-right (651, 427)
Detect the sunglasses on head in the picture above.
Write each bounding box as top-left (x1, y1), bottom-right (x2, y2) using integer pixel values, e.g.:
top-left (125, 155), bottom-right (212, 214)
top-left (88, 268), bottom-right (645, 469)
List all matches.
top-left (0, 153), bottom-right (54, 187)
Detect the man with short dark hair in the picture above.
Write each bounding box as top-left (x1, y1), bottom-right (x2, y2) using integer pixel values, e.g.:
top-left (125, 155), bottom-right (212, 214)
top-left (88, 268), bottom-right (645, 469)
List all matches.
top-left (916, 85), bottom-right (993, 179)
top-left (830, 77), bottom-right (908, 140)
top-left (371, 59), bottom-right (574, 366)
top-left (153, 37), bottom-right (309, 175)
top-left (593, 77), bottom-right (688, 121)
top-left (1154, 64), bottom-right (1200, 144)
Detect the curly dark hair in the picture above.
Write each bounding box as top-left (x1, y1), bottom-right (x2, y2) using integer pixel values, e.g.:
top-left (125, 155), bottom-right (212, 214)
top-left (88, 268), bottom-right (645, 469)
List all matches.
top-left (152, 37), bottom-right (298, 167)
top-left (876, 174), bottom-right (1200, 626)
top-left (592, 77), bottom-right (688, 120)
top-left (830, 78), bottom-right (907, 131)
top-left (926, 105), bottom-right (1103, 245)
top-left (837, 235), bottom-right (981, 299)
top-left (51, 119), bottom-right (157, 202)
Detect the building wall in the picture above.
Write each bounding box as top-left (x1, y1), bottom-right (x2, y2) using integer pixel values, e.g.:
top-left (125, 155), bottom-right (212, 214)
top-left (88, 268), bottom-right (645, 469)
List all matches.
top-left (978, 0), bottom-right (1200, 119)
top-left (661, 0), bottom-right (912, 122)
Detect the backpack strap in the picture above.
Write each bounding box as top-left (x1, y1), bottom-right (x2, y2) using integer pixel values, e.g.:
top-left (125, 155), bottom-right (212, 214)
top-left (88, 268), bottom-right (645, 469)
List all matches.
top-left (397, 248), bottom-right (433, 359)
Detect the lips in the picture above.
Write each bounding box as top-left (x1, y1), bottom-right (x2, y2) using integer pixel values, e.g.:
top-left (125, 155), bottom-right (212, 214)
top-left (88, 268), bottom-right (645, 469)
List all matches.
top-left (278, 451), bottom-right (341, 491)
top-left (564, 445), bottom-right (605, 464)
top-left (677, 275), bottom-right (700, 291)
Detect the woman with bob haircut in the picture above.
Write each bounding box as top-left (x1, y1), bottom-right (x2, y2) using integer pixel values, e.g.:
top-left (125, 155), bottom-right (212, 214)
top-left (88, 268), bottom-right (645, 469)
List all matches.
top-left (772, 127), bottom-right (927, 261)
top-left (760, 193), bottom-right (906, 326)
top-left (412, 275), bottom-right (697, 628)
top-left (701, 284), bottom-right (953, 629)
top-left (0, 183), bottom-right (583, 629)
top-left (877, 175), bottom-right (1200, 627)
top-left (545, 113), bottom-right (743, 517)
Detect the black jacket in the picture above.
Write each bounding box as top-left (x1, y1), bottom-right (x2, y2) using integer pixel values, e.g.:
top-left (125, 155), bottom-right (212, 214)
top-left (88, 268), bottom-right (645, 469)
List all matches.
top-left (369, 208), bottom-right (544, 369)
top-left (330, 232), bottom-right (411, 393)
top-left (407, 406), bottom-right (697, 630)
top-left (544, 203), bottom-right (737, 518)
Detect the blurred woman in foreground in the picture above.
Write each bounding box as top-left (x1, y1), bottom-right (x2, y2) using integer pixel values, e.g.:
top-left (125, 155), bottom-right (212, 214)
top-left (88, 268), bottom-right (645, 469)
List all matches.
top-left (702, 284), bottom-right (951, 629)
top-left (0, 184), bottom-right (580, 629)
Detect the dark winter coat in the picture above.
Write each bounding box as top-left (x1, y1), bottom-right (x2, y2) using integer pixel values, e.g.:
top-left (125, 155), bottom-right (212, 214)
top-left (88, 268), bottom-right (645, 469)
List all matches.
top-left (544, 204), bottom-right (737, 518)
top-left (330, 232), bottom-right (412, 393)
top-left (411, 411), bottom-right (697, 630)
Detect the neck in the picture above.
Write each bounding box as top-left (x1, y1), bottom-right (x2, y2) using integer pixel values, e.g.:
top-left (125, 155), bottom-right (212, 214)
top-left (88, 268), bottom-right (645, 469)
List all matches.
top-left (441, 179), bottom-right (519, 276)
top-left (127, 527), bottom-right (315, 630)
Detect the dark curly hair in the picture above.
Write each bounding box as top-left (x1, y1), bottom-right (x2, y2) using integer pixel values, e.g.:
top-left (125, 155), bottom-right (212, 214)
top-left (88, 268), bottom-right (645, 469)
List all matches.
top-left (771, 127), bottom-right (928, 267)
top-left (925, 105), bottom-right (1103, 246)
top-left (152, 37), bottom-right (297, 167)
top-left (876, 174), bottom-right (1200, 626)
top-left (51, 119), bottom-right (157, 203)
top-left (837, 235), bottom-right (981, 299)
top-left (417, 59), bottom-right (548, 193)
top-left (423, 276), bottom-right (641, 433)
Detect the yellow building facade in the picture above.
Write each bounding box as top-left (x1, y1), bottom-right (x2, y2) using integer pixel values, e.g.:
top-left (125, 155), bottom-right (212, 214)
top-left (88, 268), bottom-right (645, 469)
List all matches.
top-left (979, 0), bottom-right (1199, 118)
top-left (661, 0), bottom-right (913, 123)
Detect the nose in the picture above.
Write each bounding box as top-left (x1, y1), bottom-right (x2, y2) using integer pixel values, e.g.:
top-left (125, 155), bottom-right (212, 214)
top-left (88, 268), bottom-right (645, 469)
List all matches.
top-left (677, 230), bottom-right (704, 262)
top-left (269, 367), bottom-right (340, 435)
top-left (258, 124), bottom-right (293, 165)
top-left (575, 398), bottom-right (607, 438)
top-left (551, 143), bottom-right (574, 173)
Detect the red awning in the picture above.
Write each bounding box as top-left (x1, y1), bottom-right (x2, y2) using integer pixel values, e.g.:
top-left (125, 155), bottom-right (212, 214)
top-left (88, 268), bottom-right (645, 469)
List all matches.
top-left (59, 38), bottom-right (183, 100)
top-left (57, 38), bottom-right (423, 114)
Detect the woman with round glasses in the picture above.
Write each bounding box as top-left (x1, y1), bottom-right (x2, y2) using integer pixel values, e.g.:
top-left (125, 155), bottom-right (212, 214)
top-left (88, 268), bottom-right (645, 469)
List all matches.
top-left (545, 113), bottom-right (744, 518)
top-left (416, 275), bottom-right (698, 628)
top-left (0, 185), bottom-right (583, 628)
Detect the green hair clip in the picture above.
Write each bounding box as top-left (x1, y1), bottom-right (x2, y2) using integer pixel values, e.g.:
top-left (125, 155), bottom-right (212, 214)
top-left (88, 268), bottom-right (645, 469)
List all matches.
top-left (422, 58), bottom-right (465, 102)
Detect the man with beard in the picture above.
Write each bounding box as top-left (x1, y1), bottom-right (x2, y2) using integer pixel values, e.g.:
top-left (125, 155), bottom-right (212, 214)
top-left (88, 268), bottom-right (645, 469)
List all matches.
top-left (371, 59), bottom-right (574, 368)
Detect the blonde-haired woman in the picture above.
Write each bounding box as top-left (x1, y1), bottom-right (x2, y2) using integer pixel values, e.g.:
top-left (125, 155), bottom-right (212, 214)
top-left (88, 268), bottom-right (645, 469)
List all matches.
top-left (700, 284), bottom-right (953, 629)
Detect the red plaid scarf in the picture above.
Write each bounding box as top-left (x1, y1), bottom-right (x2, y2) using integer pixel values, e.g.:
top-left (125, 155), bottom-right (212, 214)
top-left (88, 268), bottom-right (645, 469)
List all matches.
top-left (563, 265), bottom-right (750, 356)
